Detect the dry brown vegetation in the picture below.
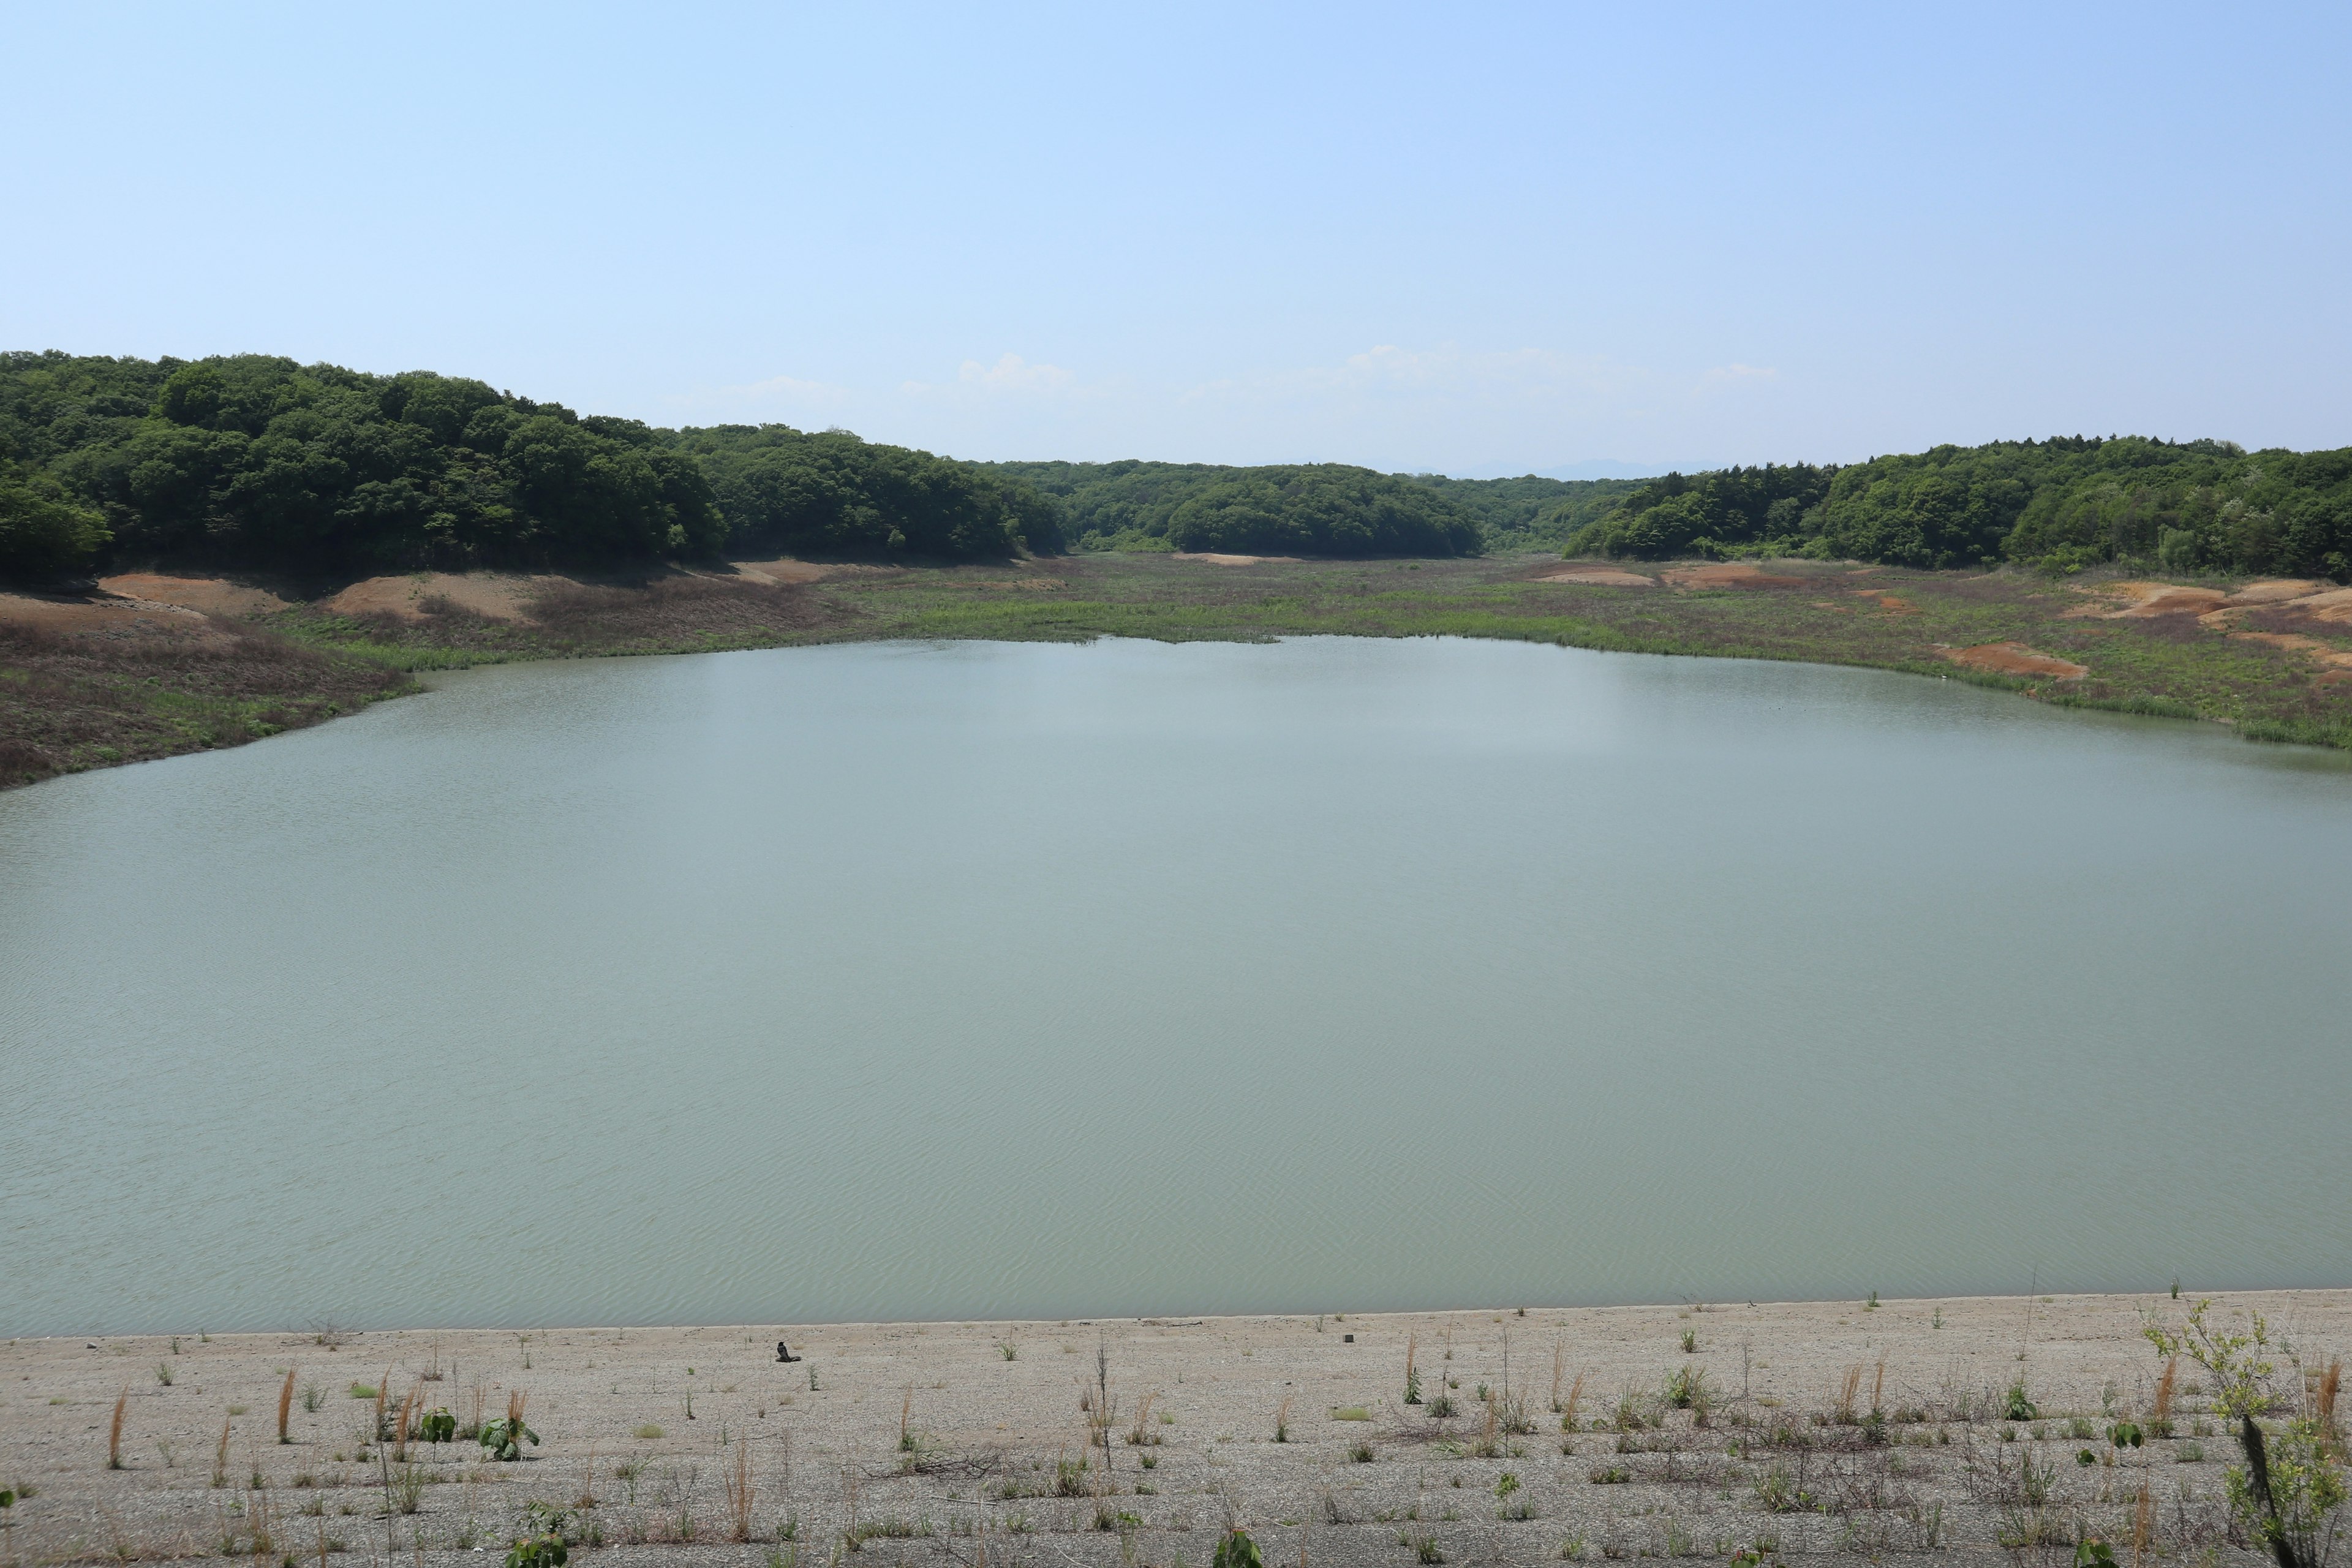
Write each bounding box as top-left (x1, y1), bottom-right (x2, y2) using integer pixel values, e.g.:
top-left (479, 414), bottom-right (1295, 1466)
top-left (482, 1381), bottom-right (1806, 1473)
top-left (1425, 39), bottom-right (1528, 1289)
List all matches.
top-left (0, 606), bottom-right (408, 787)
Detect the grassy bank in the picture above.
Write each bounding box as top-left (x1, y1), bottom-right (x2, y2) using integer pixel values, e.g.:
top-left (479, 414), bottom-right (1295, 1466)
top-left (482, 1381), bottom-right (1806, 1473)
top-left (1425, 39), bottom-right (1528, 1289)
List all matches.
top-left (6, 552), bottom-right (2351, 788)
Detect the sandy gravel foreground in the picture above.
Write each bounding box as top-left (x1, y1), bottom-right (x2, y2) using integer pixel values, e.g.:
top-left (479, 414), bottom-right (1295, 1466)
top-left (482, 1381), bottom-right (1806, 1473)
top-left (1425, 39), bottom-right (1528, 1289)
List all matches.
top-left (4, 1291), bottom-right (2344, 1566)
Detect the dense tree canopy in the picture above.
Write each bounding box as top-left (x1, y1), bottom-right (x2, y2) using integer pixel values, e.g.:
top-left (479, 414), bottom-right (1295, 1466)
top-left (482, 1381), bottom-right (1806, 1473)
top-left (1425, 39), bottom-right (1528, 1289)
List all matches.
top-left (988, 459), bottom-right (1635, 555)
top-left (674, 424), bottom-right (1063, 560)
top-left (0, 353), bottom-right (1063, 579)
top-left (1563, 437), bottom-right (2352, 580)
top-left (1163, 467), bottom-right (1482, 556)
top-left (13, 353), bottom-right (2344, 585)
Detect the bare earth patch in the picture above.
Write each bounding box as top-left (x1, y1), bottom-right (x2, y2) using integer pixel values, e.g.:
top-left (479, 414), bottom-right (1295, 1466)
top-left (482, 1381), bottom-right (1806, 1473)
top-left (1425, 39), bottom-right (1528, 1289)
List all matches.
top-left (2288, 586), bottom-right (2352, 625)
top-left (1172, 552), bottom-right (1304, 565)
top-left (96, 573), bottom-right (292, 617)
top-left (2228, 630), bottom-right (2352, 670)
top-left (0, 590), bottom-right (234, 646)
top-left (318, 572), bottom-right (564, 623)
top-left (2067, 581), bottom-right (2231, 619)
top-left (1539, 567), bottom-right (1654, 587)
top-left (2225, 578), bottom-right (2327, 605)
top-left (1660, 562), bottom-right (1814, 589)
top-left (727, 557), bottom-right (842, 586)
top-left (1942, 641), bottom-right (2089, 680)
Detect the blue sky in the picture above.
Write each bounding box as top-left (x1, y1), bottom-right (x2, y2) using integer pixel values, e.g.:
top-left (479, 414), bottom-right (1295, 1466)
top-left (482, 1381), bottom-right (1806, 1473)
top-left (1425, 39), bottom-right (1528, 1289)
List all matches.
top-left (6, 2), bottom-right (2346, 475)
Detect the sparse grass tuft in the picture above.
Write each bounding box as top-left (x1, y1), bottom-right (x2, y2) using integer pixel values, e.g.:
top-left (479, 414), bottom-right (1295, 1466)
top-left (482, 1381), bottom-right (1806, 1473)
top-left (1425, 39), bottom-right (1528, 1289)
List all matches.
top-left (107, 1387), bottom-right (127, 1469)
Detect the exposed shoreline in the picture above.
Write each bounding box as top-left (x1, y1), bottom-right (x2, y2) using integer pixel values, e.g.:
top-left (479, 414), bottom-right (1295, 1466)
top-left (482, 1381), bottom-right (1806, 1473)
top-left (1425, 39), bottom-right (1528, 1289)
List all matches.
top-left (7, 552), bottom-right (2352, 790)
top-left (7, 1288), bottom-right (2343, 1564)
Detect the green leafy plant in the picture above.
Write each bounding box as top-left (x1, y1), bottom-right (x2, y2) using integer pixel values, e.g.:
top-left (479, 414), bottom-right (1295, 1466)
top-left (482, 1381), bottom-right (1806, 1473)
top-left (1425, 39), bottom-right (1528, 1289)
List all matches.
top-left (1213, 1528), bottom-right (1265, 1568)
top-left (2109, 1422), bottom-right (2144, 1450)
top-left (2075, 1543), bottom-right (2116, 1568)
top-left (2004, 1380), bottom-right (2039, 1422)
top-left (417, 1408), bottom-right (456, 1445)
top-left (1404, 1335), bottom-right (1422, 1405)
top-left (1664, 1366), bottom-right (1711, 1412)
top-left (480, 1392), bottom-right (539, 1461)
top-left (2145, 1300), bottom-right (2278, 1420)
top-left (505, 1532), bottom-right (568, 1568)
top-left (2226, 1415), bottom-right (2345, 1568)
top-left (1496, 1472), bottom-right (1521, 1499)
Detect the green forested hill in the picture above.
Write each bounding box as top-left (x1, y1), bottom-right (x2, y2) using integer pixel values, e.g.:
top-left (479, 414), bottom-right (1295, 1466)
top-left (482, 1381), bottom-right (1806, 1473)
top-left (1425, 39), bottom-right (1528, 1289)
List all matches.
top-left (0, 353), bottom-right (1063, 579)
top-left (987, 459), bottom-right (1638, 555)
top-left (1564, 438), bottom-right (2352, 579)
top-left (9, 352), bottom-right (2348, 584)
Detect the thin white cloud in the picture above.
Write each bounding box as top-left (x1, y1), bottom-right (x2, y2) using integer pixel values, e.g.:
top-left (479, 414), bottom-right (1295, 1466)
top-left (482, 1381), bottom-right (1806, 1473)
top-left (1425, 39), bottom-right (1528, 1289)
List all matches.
top-left (900, 352), bottom-right (1087, 401)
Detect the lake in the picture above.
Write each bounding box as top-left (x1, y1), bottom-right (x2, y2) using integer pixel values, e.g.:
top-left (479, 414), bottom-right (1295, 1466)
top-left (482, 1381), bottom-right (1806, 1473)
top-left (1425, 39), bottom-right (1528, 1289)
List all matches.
top-left (4, 636), bottom-right (2349, 1336)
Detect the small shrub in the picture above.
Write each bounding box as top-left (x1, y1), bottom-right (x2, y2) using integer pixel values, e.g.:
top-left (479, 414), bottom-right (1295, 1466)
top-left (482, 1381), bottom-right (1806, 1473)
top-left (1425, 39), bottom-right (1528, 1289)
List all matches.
top-left (1351, 1441), bottom-right (1376, 1463)
top-left (1664, 1366), bottom-right (1711, 1412)
top-left (1589, 1466), bottom-right (1630, 1485)
top-left (505, 1532), bottom-right (568, 1568)
top-left (1214, 1528), bottom-right (1265, 1568)
top-left (480, 1393), bottom-right (539, 1461)
top-left (2143, 1301), bottom-right (2278, 1421)
top-left (1754, 1464), bottom-right (1814, 1513)
top-left (2225, 1415), bottom-right (2345, 1568)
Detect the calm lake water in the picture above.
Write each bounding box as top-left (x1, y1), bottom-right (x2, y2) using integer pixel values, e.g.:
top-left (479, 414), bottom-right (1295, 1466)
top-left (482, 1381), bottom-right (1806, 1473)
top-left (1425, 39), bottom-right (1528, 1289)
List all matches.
top-left (5, 636), bottom-right (2350, 1336)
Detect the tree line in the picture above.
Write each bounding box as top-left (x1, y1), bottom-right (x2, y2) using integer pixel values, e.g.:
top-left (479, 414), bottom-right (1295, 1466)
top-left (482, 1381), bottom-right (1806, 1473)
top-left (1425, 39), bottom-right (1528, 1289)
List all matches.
top-left (1563, 437), bottom-right (2352, 579)
top-left (986, 458), bottom-right (1636, 557)
top-left (0, 353), bottom-right (1065, 580)
top-left (7, 352), bottom-right (2348, 584)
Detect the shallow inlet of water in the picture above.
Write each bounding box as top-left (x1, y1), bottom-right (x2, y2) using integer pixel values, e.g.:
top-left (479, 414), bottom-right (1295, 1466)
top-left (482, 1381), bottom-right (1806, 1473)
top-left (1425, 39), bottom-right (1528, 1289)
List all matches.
top-left (4, 636), bottom-right (2350, 1335)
